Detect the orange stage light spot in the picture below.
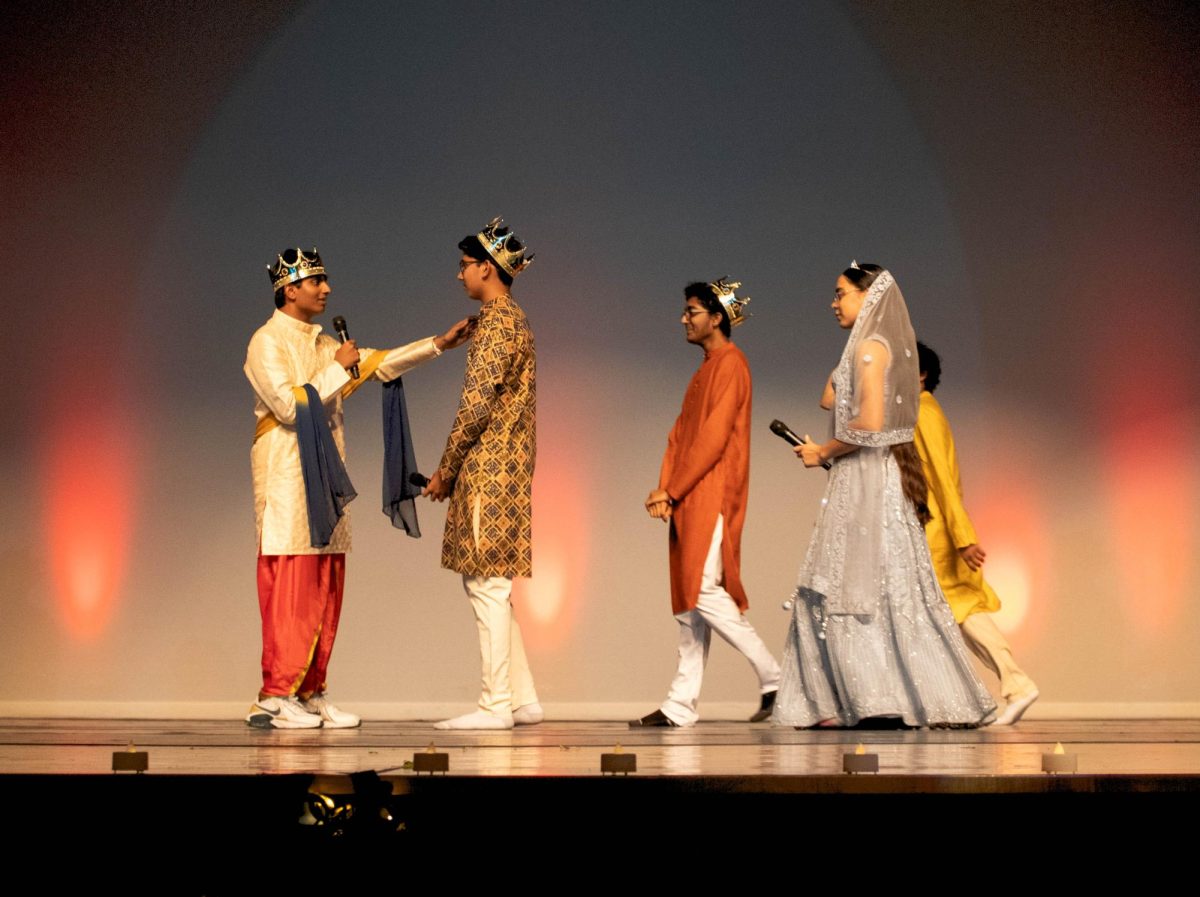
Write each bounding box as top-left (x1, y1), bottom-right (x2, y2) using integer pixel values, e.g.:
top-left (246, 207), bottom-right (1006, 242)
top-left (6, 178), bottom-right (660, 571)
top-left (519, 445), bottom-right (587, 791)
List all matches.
top-left (524, 556), bottom-right (566, 626)
top-left (511, 374), bottom-right (594, 651)
top-left (1093, 316), bottom-right (1195, 633)
top-left (971, 463), bottom-right (1050, 647)
top-left (983, 549), bottom-right (1031, 633)
top-left (43, 411), bottom-right (136, 641)
top-left (1104, 436), bottom-right (1194, 635)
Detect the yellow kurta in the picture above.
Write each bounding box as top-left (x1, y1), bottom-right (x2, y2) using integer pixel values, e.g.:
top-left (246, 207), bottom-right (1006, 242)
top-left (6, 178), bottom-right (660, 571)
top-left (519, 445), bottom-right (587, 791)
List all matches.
top-left (913, 390), bottom-right (1000, 623)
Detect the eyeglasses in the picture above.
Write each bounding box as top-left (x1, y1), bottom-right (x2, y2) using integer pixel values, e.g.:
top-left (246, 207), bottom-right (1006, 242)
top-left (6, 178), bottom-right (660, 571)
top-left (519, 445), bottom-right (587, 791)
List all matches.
top-left (832, 288), bottom-right (862, 303)
top-left (459, 259), bottom-right (484, 273)
top-left (682, 308), bottom-right (710, 320)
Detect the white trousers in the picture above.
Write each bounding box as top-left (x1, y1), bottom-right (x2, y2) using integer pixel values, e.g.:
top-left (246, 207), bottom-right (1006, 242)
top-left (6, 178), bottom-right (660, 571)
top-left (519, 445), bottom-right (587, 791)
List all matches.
top-left (960, 611), bottom-right (1037, 702)
top-left (463, 575), bottom-right (539, 716)
top-left (661, 516), bottom-right (781, 726)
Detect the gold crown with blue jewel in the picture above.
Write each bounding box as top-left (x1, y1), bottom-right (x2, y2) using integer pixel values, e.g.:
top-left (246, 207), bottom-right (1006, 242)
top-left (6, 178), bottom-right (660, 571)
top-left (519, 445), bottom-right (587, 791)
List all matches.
top-left (710, 277), bottom-right (751, 327)
top-left (477, 216), bottom-right (534, 277)
top-left (268, 247), bottom-right (326, 292)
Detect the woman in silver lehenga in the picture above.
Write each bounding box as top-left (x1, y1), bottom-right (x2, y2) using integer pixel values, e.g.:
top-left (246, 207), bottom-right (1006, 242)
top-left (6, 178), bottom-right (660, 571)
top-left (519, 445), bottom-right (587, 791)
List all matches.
top-left (772, 264), bottom-right (995, 728)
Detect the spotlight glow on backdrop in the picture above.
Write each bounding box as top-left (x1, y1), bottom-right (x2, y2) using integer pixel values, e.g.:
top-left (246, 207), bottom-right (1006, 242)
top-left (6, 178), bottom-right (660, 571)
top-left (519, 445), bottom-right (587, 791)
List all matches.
top-left (44, 409), bottom-right (137, 641)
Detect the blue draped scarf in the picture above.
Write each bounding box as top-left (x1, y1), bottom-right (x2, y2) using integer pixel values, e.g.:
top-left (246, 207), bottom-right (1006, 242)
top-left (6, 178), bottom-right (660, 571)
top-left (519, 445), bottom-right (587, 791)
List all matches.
top-left (381, 376), bottom-right (422, 538)
top-left (294, 384), bottom-right (357, 548)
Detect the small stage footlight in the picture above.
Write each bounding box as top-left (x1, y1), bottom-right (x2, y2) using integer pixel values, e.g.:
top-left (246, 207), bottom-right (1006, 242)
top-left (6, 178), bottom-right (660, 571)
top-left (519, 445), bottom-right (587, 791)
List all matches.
top-left (601, 742), bottom-right (637, 775)
top-left (412, 742), bottom-right (449, 774)
top-left (842, 743), bottom-right (879, 774)
top-left (112, 742), bottom-right (148, 773)
top-left (1041, 742), bottom-right (1078, 774)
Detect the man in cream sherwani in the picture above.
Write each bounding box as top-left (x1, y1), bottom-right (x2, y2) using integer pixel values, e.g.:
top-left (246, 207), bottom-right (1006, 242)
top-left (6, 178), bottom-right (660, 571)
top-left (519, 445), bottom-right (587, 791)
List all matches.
top-left (244, 247), bottom-right (472, 729)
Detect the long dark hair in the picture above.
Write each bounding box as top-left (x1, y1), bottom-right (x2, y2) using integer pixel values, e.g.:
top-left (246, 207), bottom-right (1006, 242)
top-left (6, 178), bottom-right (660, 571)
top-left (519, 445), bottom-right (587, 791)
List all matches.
top-left (892, 442), bottom-right (930, 525)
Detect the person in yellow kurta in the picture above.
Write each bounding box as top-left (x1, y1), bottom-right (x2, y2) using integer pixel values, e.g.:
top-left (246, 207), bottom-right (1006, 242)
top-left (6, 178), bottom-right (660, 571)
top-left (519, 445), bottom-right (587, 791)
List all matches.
top-left (424, 217), bottom-right (541, 731)
top-left (630, 279), bottom-right (780, 728)
top-left (914, 341), bottom-right (1038, 725)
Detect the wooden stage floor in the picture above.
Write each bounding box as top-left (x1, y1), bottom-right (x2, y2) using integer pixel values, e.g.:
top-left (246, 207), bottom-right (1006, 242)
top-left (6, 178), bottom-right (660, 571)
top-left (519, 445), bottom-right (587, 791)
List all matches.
top-left (3, 717), bottom-right (1199, 779)
top-left (4, 718), bottom-right (1197, 882)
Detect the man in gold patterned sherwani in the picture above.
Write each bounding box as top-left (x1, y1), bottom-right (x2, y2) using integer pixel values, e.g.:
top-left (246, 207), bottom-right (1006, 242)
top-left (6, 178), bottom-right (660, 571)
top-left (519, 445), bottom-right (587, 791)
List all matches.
top-left (425, 218), bottom-right (541, 730)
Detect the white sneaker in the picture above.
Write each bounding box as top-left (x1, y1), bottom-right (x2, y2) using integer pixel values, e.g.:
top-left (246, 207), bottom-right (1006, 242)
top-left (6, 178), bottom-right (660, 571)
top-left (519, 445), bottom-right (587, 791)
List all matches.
top-left (433, 710), bottom-right (514, 730)
top-left (301, 693), bottom-right (361, 729)
top-left (990, 690), bottom-right (1039, 726)
top-left (513, 703), bottom-right (544, 726)
top-left (246, 696), bottom-right (322, 729)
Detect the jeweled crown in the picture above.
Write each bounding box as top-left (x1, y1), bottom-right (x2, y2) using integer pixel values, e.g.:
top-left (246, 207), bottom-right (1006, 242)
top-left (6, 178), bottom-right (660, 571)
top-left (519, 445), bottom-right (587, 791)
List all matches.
top-left (268, 248), bottom-right (326, 292)
top-left (477, 216), bottom-right (533, 277)
top-left (710, 277), bottom-right (751, 328)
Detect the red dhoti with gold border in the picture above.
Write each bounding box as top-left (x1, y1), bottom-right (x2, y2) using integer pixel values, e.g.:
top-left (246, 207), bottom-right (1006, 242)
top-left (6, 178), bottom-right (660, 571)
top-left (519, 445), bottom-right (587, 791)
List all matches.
top-left (256, 553), bottom-right (346, 697)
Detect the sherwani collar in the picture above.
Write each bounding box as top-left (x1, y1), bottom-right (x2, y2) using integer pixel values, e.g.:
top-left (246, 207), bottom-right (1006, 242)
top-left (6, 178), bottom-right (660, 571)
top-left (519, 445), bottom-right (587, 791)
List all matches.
top-left (271, 308), bottom-right (324, 340)
top-left (478, 293), bottom-right (514, 313)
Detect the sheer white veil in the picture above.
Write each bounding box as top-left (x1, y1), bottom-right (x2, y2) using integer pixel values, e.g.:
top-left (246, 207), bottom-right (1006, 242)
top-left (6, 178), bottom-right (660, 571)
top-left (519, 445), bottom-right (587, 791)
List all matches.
top-left (808, 267), bottom-right (920, 617)
top-left (833, 268), bottom-right (919, 447)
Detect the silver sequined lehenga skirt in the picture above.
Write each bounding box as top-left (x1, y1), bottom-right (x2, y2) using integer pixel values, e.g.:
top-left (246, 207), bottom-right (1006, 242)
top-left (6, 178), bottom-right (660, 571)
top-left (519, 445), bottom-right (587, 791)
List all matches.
top-left (772, 448), bottom-right (996, 728)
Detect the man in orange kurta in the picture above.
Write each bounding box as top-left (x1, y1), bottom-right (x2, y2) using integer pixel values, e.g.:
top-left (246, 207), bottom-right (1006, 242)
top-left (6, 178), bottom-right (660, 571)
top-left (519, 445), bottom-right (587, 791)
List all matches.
top-left (631, 280), bottom-right (780, 728)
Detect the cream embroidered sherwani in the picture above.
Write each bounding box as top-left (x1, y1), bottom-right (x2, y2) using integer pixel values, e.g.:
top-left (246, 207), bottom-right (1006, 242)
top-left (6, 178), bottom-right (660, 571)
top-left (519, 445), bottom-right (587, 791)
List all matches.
top-left (246, 308), bottom-right (441, 555)
top-left (245, 308), bottom-right (443, 699)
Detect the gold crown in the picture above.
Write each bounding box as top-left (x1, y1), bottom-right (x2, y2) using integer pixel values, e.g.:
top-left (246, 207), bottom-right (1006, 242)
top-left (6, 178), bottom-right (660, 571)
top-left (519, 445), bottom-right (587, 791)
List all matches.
top-left (477, 216), bottom-right (533, 277)
top-left (268, 248), bottom-right (326, 291)
top-left (710, 277), bottom-right (751, 328)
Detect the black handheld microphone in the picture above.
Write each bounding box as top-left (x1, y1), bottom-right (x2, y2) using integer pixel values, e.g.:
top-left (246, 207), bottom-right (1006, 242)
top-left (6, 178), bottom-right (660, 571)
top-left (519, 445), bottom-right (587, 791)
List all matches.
top-left (770, 419), bottom-right (832, 470)
top-left (408, 472), bottom-right (429, 489)
top-left (331, 315), bottom-right (359, 379)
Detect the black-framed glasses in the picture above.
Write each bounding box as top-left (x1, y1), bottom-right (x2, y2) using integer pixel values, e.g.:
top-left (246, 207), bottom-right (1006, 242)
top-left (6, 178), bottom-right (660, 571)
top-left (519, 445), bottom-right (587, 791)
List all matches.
top-left (459, 259), bottom-right (484, 273)
top-left (682, 308), bottom-right (710, 319)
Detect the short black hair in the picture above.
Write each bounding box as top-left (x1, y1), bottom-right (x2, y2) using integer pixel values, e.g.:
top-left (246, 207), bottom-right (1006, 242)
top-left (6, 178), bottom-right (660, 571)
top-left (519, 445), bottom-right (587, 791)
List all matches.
top-left (683, 281), bottom-right (731, 337)
top-left (917, 340), bottom-right (941, 392)
top-left (459, 235), bottom-right (513, 287)
top-left (273, 273), bottom-right (327, 309)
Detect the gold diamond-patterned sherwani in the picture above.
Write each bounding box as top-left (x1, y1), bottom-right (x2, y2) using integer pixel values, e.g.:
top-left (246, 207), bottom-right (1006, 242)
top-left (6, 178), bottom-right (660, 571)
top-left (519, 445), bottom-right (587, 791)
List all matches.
top-left (437, 292), bottom-right (538, 718)
top-left (438, 293), bottom-right (535, 577)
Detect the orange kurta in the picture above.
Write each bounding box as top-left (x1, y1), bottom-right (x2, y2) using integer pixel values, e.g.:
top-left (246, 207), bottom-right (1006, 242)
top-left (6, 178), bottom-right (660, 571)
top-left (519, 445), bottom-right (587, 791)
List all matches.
top-left (659, 342), bottom-right (752, 614)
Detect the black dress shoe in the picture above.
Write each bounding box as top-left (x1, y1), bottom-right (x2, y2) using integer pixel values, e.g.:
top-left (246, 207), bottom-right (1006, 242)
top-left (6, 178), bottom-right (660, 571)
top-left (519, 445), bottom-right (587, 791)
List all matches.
top-left (749, 689), bottom-right (777, 723)
top-left (628, 709), bottom-right (677, 728)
